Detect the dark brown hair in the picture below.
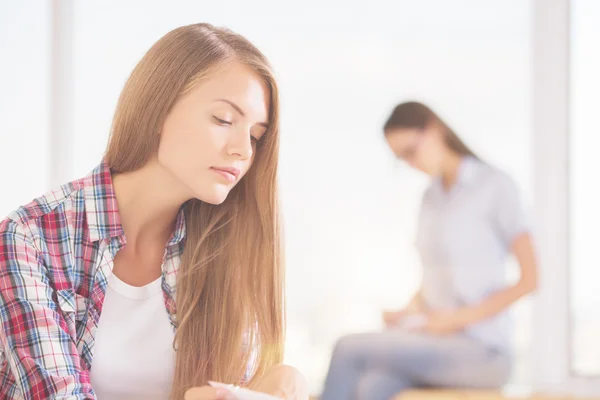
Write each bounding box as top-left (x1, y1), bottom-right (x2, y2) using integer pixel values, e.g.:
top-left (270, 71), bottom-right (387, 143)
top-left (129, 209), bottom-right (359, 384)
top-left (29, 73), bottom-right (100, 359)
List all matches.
top-left (384, 101), bottom-right (478, 158)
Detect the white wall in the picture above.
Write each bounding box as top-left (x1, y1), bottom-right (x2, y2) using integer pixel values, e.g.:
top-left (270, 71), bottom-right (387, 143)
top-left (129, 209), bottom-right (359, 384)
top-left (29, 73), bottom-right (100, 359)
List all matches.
top-left (532, 0), bottom-right (600, 394)
top-left (570, 0), bottom-right (600, 379)
top-left (0, 3), bottom-right (50, 218)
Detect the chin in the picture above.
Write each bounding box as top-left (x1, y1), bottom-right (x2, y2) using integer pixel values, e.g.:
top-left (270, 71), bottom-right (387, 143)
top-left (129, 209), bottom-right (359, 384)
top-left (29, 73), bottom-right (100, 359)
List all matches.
top-left (412, 165), bottom-right (431, 175)
top-left (421, 168), bottom-right (437, 177)
top-left (193, 187), bottom-right (231, 205)
top-left (414, 163), bottom-right (440, 177)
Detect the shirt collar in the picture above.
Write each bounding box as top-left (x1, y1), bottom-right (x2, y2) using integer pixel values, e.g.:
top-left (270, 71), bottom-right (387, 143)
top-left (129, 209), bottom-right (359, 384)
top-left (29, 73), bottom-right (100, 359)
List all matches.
top-left (167, 206), bottom-right (187, 247)
top-left (432, 156), bottom-right (481, 191)
top-left (83, 162), bottom-right (125, 242)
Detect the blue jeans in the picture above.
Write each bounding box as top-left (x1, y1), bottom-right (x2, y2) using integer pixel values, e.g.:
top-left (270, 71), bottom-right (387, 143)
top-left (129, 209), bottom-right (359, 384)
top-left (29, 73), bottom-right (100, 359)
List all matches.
top-left (320, 331), bottom-right (511, 400)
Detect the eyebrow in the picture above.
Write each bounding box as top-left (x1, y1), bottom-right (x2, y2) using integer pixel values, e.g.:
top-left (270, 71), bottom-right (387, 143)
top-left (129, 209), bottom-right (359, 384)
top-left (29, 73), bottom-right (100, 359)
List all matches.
top-left (215, 99), bottom-right (269, 129)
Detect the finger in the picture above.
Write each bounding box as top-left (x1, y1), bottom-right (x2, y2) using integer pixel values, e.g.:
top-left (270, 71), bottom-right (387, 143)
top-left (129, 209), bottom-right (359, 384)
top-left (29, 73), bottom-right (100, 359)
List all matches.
top-left (184, 386), bottom-right (230, 400)
top-left (395, 310), bottom-right (408, 320)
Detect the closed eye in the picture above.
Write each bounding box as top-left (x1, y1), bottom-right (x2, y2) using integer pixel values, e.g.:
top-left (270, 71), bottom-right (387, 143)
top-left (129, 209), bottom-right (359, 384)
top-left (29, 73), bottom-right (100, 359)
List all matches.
top-left (213, 116), bottom-right (232, 126)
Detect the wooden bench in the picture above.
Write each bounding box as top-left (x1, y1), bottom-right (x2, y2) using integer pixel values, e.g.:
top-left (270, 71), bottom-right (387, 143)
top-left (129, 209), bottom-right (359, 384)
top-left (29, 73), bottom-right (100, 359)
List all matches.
top-left (394, 390), bottom-right (507, 399)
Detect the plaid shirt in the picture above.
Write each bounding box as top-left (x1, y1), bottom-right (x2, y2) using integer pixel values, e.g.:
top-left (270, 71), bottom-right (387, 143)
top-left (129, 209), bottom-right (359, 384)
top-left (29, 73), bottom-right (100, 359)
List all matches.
top-left (0, 162), bottom-right (186, 399)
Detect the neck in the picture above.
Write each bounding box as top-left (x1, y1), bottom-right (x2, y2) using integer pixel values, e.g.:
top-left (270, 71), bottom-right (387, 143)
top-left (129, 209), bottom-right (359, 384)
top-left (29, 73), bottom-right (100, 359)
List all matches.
top-left (440, 152), bottom-right (464, 191)
top-left (111, 159), bottom-right (190, 251)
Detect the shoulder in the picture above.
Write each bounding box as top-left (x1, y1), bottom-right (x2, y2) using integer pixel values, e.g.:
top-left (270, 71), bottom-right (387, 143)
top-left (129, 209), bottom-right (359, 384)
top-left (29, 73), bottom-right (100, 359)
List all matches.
top-left (474, 162), bottom-right (519, 194)
top-left (1, 177), bottom-right (86, 246)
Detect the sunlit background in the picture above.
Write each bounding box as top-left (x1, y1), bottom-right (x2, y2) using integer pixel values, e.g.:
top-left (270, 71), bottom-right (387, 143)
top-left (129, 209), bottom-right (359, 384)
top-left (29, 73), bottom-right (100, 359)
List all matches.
top-left (1, 0), bottom-right (598, 397)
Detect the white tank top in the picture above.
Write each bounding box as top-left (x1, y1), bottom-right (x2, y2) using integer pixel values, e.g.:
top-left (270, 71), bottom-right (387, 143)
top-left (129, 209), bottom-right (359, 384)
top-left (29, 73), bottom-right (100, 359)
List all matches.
top-left (90, 273), bottom-right (176, 399)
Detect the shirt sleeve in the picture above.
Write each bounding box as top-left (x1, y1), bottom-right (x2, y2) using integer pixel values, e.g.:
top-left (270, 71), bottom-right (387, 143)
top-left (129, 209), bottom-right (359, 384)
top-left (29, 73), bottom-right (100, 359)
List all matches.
top-left (0, 218), bottom-right (95, 399)
top-left (491, 172), bottom-right (529, 247)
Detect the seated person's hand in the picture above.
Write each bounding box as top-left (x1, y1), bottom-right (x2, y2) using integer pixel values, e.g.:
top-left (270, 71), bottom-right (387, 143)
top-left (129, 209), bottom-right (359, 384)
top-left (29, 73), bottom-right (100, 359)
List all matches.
top-left (422, 309), bottom-right (471, 336)
top-left (382, 309), bottom-right (409, 327)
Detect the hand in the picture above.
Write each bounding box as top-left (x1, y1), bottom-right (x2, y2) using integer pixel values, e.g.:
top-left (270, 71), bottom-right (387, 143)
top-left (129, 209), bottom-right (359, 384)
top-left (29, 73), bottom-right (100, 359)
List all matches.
top-left (383, 308), bottom-right (422, 328)
top-left (421, 311), bottom-right (467, 336)
top-left (184, 386), bottom-right (232, 400)
top-left (382, 309), bottom-right (405, 328)
top-left (248, 364), bottom-right (309, 400)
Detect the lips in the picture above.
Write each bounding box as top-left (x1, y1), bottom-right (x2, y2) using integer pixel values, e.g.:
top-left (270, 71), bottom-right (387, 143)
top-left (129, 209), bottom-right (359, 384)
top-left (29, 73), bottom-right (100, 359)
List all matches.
top-left (210, 166), bottom-right (241, 182)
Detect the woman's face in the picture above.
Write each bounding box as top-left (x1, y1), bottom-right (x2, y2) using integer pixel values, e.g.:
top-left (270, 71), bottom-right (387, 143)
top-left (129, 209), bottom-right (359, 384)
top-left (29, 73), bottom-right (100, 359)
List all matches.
top-left (385, 127), bottom-right (446, 176)
top-left (157, 62), bottom-right (270, 205)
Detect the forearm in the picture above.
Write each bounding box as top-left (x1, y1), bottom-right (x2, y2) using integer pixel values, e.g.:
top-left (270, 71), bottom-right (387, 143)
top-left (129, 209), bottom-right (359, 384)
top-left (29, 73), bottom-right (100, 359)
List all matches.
top-left (455, 280), bottom-right (536, 327)
top-left (455, 233), bottom-right (538, 328)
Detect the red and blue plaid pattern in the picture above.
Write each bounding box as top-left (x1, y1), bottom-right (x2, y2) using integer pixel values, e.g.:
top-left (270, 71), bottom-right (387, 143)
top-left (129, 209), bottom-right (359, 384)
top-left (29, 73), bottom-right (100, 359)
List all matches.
top-left (0, 162), bottom-right (185, 399)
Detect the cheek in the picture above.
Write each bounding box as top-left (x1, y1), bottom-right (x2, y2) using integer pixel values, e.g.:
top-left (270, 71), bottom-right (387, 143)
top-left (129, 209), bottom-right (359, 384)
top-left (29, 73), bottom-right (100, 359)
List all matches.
top-left (160, 123), bottom-right (221, 164)
top-left (417, 149), bottom-right (436, 166)
top-left (158, 128), bottom-right (192, 167)
top-left (420, 139), bottom-right (443, 162)
top-left (411, 147), bottom-right (438, 174)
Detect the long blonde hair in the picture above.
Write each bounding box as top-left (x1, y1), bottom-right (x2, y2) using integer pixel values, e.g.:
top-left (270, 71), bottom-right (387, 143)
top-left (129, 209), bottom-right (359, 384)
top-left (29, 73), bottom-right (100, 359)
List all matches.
top-left (104, 23), bottom-right (284, 399)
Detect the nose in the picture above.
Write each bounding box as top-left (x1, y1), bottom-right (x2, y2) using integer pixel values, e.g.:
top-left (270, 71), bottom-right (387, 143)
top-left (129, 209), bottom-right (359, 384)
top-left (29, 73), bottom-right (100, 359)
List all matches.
top-left (227, 127), bottom-right (253, 160)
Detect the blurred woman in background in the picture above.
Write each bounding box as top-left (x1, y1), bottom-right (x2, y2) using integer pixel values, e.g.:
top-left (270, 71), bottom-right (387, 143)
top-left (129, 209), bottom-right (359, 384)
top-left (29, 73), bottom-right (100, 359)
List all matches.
top-left (320, 101), bottom-right (538, 400)
top-left (0, 23), bottom-right (306, 400)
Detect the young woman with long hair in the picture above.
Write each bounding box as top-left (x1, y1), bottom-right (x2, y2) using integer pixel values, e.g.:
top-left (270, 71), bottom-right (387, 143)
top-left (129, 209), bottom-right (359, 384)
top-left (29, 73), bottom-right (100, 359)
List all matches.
top-left (320, 101), bottom-right (537, 400)
top-left (0, 23), bottom-right (306, 400)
